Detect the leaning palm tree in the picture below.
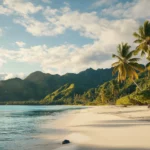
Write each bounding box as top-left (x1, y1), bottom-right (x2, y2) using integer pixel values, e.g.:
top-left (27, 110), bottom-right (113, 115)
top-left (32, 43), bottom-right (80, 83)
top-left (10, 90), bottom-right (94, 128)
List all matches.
top-left (133, 20), bottom-right (150, 58)
top-left (112, 43), bottom-right (144, 91)
top-left (133, 21), bottom-right (150, 77)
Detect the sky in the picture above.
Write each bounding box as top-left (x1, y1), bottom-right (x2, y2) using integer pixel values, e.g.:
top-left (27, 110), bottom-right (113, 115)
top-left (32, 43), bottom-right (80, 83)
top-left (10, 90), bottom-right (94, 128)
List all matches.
top-left (0, 0), bottom-right (150, 80)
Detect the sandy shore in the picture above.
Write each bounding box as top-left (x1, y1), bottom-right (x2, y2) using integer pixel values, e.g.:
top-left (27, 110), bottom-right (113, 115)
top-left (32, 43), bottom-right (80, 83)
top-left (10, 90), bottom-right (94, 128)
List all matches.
top-left (38, 106), bottom-right (150, 150)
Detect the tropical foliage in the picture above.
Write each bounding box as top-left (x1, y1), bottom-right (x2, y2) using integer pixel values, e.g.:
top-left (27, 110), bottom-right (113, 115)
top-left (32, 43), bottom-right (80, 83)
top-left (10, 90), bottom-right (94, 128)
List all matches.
top-left (112, 43), bottom-right (144, 82)
top-left (133, 20), bottom-right (150, 77)
top-left (133, 20), bottom-right (150, 58)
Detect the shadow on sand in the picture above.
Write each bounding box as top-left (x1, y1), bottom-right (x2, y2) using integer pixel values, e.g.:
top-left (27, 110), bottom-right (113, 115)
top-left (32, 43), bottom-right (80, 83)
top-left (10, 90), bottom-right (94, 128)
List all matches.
top-left (97, 109), bottom-right (148, 115)
top-left (75, 145), bottom-right (150, 150)
top-left (72, 119), bottom-right (150, 128)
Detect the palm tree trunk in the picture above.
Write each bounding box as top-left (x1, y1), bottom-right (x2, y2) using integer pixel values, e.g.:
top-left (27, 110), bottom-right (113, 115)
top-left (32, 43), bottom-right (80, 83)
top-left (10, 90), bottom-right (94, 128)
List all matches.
top-left (132, 79), bottom-right (142, 91)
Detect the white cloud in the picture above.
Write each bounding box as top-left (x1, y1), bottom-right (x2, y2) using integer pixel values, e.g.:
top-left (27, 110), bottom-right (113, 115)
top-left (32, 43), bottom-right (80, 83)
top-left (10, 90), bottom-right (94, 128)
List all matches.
top-left (49, 11), bottom-right (101, 39)
top-left (0, 2), bottom-right (141, 75)
top-left (43, 7), bottom-right (58, 16)
top-left (13, 5), bottom-right (102, 37)
top-left (0, 35), bottom-right (139, 75)
top-left (16, 41), bottom-right (26, 47)
top-left (0, 72), bottom-right (26, 80)
top-left (3, 0), bottom-right (43, 16)
top-left (125, 0), bottom-right (150, 19)
top-left (0, 43), bottom-right (109, 74)
top-left (12, 0), bottom-right (142, 40)
top-left (13, 4), bottom-right (71, 37)
top-left (0, 5), bottom-right (13, 15)
top-left (101, 1), bottom-right (135, 18)
top-left (99, 19), bottom-right (138, 47)
top-left (100, 0), bottom-right (150, 19)
top-left (45, 9), bottom-right (139, 45)
top-left (3, 73), bottom-right (15, 80)
top-left (14, 16), bottom-right (65, 36)
top-left (0, 0), bottom-right (148, 75)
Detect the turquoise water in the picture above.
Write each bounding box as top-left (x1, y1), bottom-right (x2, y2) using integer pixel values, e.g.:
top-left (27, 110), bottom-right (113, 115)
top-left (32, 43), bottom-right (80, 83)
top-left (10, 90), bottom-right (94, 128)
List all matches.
top-left (0, 105), bottom-right (85, 150)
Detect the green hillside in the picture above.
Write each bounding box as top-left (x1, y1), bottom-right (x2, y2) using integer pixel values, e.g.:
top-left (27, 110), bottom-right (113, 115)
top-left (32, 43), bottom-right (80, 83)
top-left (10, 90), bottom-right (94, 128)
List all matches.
top-left (79, 72), bottom-right (150, 105)
top-left (40, 71), bottom-right (150, 105)
top-left (0, 68), bottom-right (114, 103)
top-left (116, 78), bottom-right (150, 105)
top-left (40, 83), bottom-right (80, 105)
top-left (1, 68), bottom-right (149, 105)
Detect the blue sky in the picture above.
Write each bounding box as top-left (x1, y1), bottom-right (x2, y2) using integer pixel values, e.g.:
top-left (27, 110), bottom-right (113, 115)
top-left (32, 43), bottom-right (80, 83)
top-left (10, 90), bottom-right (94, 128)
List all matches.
top-left (0, 0), bottom-right (149, 79)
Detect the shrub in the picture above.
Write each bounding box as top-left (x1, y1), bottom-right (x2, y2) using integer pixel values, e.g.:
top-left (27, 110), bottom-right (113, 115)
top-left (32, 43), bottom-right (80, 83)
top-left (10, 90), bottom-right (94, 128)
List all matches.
top-left (116, 96), bottom-right (132, 105)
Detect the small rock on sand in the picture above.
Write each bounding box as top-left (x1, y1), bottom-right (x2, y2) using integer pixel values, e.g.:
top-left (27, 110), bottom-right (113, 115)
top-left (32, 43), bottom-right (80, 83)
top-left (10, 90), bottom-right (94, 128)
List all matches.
top-left (62, 139), bottom-right (70, 144)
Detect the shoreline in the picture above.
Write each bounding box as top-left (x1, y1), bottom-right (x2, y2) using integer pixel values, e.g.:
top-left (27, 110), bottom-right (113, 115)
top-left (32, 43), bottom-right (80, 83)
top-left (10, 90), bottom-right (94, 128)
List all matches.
top-left (38, 106), bottom-right (150, 150)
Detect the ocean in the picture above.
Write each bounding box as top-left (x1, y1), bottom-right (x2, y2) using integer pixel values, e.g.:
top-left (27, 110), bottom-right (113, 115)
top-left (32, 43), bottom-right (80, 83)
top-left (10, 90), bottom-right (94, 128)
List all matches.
top-left (0, 105), bottom-right (85, 150)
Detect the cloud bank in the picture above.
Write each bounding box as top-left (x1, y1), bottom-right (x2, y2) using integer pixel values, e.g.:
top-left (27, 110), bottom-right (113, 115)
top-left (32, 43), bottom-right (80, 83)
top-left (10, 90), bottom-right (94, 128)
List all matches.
top-left (0, 0), bottom-right (149, 78)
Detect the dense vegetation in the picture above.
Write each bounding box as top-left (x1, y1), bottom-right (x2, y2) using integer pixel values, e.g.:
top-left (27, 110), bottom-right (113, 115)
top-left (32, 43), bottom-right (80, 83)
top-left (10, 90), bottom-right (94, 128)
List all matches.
top-left (81, 72), bottom-right (150, 105)
top-left (40, 70), bottom-right (149, 105)
top-left (40, 83), bottom-right (80, 105)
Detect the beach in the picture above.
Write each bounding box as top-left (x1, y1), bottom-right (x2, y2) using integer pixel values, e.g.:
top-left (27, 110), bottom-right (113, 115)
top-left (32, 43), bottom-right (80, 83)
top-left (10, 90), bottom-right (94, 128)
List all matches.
top-left (39, 106), bottom-right (150, 150)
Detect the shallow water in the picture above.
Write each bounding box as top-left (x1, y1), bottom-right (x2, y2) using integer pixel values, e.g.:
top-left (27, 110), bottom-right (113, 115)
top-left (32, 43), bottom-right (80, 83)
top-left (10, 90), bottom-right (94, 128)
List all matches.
top-left (0, 105), bottom-right (85, 150)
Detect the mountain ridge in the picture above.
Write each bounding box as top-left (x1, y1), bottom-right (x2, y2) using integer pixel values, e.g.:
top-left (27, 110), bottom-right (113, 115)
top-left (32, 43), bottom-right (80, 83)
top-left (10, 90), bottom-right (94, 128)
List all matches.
top-left (0, 67), bottom-right (114, 102)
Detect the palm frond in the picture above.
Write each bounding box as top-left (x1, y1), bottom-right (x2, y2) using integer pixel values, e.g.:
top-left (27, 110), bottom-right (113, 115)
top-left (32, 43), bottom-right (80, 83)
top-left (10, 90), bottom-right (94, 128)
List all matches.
top-left (139, 26), bottom-right (145, 39)
top-left (129, 62), bottom-right (145, 72)
top-left (133, 32), bottom-right (141, 39)
top-left (133, 20), bottom-right (150, 57)
top-left (134, 39), bottom-right (143, 43)
top-left (117, 44), bottom-right (122, 57)
top-left (146, 62), bottom-right (150, 70)
top-left (134, 46), bottom-right (141, 55)
top-left (134, 43), bottom-right (148, 56)
top-left (122, 43), bottom-right (131, 58)
top-left (144, 21), bottom-right (150, 37)
top-left (126, 51), bottom-right (134, 59)
top-left (112, 65), bottom-right (119, 76)
top-left (112, 54), bottom-right (123, 61)
top-left (128, 58), bottom-right (140, 62)
top-left (112, 61), bottom-right (120, 67)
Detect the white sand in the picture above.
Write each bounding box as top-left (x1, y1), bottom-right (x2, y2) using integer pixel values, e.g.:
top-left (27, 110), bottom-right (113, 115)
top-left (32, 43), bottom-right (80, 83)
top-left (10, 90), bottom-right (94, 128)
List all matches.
top-left (40, 106), bottom-right (150, 150)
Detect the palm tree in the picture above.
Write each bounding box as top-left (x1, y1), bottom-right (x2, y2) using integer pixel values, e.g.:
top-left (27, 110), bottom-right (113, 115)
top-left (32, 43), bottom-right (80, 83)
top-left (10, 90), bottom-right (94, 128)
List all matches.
top-left (112, 43), bottom-right (144, 91)
top-left (133, 20), bottom-right (150, 58)
top-left (133, 20), bottom-right (150, 77)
